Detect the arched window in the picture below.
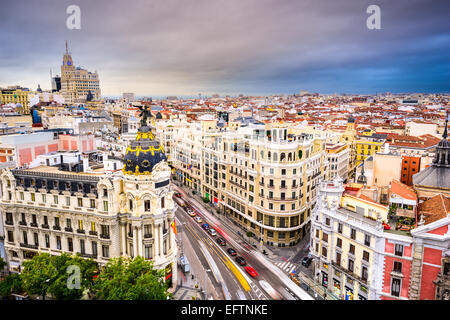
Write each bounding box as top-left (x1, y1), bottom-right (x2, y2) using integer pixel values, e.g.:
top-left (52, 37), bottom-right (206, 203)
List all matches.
top-left (280, 153), bottom-right (286, 162)
top-left (268, 151), bottom-right (271, 160)
top-left (288, 153), bottom-right (292, 162)
top-left (298, 150), bottom-right (303, 159)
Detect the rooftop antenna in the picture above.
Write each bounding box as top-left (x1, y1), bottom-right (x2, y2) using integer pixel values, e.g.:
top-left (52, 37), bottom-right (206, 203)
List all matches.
top-left (65, 40), bottom-right (69, 55)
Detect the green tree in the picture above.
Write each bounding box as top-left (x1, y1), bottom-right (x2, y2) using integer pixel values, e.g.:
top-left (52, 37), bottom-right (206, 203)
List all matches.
top-left (92, 256), bottom-right (170, 300)
top-left (0, 273), bottom-right (24, 297)
top-left (21, 253), bottom-right (57, 300)
top-left (21, 253), bottom-right (98, 300)
top-left (47, 254), bottom-right (97, 300)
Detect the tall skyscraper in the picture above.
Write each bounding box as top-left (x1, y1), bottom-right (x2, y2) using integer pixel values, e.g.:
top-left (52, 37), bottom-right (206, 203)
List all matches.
top-left (60, 41), bottom-right (101, 104)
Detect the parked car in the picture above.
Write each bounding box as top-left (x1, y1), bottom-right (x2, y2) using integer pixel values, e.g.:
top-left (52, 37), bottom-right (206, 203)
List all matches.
top-left (235, 256), bottom-right (247, 266)
top-left (301, 255), bottom-right (313, 267)
top-left (174, 192), bottom-right (182, 198)
top-left (201, 223), bottom-right (210, 231)
top-left (194, 216), bottom-right (203, 223)
top-left (244, 266), bottom-right (259, 278)
top-left (208, 228), bottom-right (217, 236)
top-left (227, 248), bottom-right (237, 256)
top-left (216, 237), bottom-right (226, 246)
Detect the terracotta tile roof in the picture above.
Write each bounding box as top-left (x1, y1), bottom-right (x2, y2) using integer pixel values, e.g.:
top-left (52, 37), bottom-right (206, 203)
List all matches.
top-left (418, 194), bottom-right (450, 225)
top-left (390, 179), bottom-right (418, 201)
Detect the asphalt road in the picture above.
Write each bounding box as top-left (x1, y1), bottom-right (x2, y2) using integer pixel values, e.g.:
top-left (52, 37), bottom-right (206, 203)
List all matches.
top-left (174, 185), bottom-right (313, 300)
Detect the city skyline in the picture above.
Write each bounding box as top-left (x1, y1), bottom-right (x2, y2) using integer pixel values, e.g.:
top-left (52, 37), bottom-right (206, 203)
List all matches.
top-left (0, 0), bottom-right (449, 97)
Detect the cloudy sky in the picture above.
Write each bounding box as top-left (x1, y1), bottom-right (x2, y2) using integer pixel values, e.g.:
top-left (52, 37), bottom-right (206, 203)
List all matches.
top-left (0, 0), bottom-right (449, 97)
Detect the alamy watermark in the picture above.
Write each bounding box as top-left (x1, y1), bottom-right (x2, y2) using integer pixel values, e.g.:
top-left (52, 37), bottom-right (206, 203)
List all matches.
top-left (66, 265), bottom-right (81, 290)
top-left (366, 5), bottom-right (381, 30)
top-left (66, 5), bottom-right (81, 30)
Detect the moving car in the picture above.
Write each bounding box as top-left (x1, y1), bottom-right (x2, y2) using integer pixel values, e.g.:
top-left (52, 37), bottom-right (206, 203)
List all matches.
top-left (216, 237), bottom-right (226, 246)
top-left (301, 255), bottom-right (313, 267)
top-left (208, 228), bottom-right (217, 236)
top-left (194, 216), bottom-right (202, 223)
top-left (187, 208), bottom-right (196, 217)
top-left (201, 223), bottom-right (210, 231)
top-left (244, 266), bottom-right (259, 278)
top-left (235, 256), bottom-right (247, 266)
top-left (174, 192), bottom-right (182, 198)
top-left (227, 248), bottom-right (237, 256)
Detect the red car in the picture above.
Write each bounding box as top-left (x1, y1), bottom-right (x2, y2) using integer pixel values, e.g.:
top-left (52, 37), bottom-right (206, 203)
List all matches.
top-left (244, 266), bottom-right (258, 278)
top-left (383, 223), bottom-right (391, 230)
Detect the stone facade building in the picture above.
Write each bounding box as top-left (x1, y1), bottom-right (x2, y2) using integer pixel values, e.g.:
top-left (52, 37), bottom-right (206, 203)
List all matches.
top-left (0, 120), bottom-right (177, 287)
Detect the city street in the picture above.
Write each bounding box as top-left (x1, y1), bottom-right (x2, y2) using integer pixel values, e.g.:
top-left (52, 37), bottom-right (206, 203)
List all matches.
top-left (173, 184), bottom-right (314, 300)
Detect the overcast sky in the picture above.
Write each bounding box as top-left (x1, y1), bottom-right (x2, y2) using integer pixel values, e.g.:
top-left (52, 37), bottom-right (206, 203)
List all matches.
top-left (0, 0), bottom-right (449, 97)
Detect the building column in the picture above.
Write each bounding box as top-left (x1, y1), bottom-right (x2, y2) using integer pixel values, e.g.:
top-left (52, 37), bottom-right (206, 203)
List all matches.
top-left (137, 226), bottom-right (143, 256)
top-left (158, 223), bottom-right (163, 256)
top-left (133, 226), bottom-right (138, 258)
top-left (122, 223), bottom-right (127, 255)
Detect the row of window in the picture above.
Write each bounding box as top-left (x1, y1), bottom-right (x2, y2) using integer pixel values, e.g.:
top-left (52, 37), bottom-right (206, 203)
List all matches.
top-left (5, 212), bottom-right (110, 235)
top-left (12, 192), bottom-right (109, 211)
top-left (8, 230), bottom-right (110, 258)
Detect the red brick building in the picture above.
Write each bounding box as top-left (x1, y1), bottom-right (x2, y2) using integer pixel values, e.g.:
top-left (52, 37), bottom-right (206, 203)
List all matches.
top-left (381, 237), bottom-right (414, 300)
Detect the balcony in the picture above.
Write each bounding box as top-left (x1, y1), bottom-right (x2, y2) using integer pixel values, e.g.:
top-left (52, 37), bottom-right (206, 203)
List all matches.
top-left (20, 243), bottom-right (39, 250)
top-left (144, 234), bottom-right (153, 239)
top-left (65, 227), bottom-right (73, 232)
top-left (41, 224), bottom-right (50, 229)
top-left (5, 220), bottom-right (13, 226)
top-left (332, 261), bottom-right (367, 285)
top-left (77, 229), bottom-right (85, 234)
top-left (77, 252), bottom-right (97, 259)
top-left (266, 196), bottom-right (298, 201)
top-left (53, 225), bottom-right (61, 231)
top-left (100, 234), bottom-right (110, 239)
top-left (19, 221), bottom-right (27, 226)
top-left (30, 222), bottom-right (38, 228)
top-left (89, 231), bottom-right (98, 236)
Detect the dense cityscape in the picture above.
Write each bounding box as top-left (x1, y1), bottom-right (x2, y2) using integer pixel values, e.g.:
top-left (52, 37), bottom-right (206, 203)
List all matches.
top-left (0, 42), bottom-right (448, 301)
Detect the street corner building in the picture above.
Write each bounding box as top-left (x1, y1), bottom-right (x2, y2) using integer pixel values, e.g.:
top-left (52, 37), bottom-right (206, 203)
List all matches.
top-left (0, 120), bottom-right (178, 289)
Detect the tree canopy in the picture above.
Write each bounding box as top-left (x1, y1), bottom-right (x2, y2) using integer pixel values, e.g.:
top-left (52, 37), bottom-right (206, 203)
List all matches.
top-left (20, 253), bottom-right (97, 300)
top-left (91, 256), bottom-right (171, 300)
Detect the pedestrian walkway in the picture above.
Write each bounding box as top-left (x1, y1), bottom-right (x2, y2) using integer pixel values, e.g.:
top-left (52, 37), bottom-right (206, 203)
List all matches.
top-left (275, 261), bottom-right (297, 274)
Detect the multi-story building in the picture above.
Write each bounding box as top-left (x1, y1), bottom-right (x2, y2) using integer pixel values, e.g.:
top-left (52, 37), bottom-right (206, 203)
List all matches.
top-left (355, 133), bottom-right (386, 167)
top-left (0, 86), bottom-right (32, 114)
top-left (0, 121), bottom-right (177, 287)
top-left (60, 42), bottom-right (101, 104)
top-left (325, 142), bottom-right (349, 182)
top-left (310, 178), bottom-right (389, 300)
top-left (171, 118), bottom-right (326, 247)
top-left (340, 117), bottom-right (357, 179)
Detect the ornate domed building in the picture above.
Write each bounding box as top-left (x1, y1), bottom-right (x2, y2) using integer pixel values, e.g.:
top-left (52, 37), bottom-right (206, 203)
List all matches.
top-left (118, 114), bottom-right (178, 288)
top-left (123, 125), bottom-right (167, 175)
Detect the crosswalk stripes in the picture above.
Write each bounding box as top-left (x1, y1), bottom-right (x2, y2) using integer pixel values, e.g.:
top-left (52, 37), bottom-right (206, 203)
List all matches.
top-left (276, 261), bottom-right (297, 274)
top-left (249, 282), bottom-right (268, 300)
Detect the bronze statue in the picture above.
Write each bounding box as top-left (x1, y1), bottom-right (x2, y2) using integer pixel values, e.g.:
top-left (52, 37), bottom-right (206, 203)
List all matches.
top-left (138, 105), bottom-right (153, 127)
